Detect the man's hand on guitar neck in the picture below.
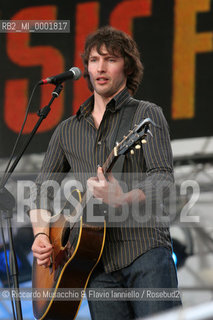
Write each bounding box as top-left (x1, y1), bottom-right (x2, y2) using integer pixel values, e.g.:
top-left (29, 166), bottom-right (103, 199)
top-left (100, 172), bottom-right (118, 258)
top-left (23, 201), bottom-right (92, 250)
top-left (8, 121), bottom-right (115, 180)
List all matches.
top-left (87, 167), bottom-right (145, 208)
top-left (30, 209), bottom-right (53, 268)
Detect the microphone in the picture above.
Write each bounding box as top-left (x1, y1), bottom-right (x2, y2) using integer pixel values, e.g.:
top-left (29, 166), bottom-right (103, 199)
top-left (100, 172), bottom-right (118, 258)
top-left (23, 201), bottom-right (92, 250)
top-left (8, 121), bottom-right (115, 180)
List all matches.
top-left (39, 67), bottom-right (82, 85)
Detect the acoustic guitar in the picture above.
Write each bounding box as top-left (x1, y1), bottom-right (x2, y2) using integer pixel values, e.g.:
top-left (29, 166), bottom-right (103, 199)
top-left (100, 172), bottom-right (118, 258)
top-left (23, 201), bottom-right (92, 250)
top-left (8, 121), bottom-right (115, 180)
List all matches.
top-left (32, 118), bottom-right (155, 320)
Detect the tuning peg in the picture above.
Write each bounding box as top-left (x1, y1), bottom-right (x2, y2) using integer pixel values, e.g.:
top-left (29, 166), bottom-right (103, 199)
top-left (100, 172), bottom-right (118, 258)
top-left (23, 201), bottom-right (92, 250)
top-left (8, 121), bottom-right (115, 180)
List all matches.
top-left (141, 139), bottom-right (147, 144)
top-left (135, 144), bottom-right (141, 149)
top-left (147, 129), bottom-right (153, 137)
top-left (114, 146), bottom-right (118, 156)
top-left (130, 149), bottom-right (135, 155)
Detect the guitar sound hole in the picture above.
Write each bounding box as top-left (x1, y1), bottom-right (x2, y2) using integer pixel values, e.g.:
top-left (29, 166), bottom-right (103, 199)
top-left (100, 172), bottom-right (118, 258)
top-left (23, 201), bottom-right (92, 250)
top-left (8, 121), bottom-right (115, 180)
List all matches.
top-left (61, 225), bottom-right (71, 247)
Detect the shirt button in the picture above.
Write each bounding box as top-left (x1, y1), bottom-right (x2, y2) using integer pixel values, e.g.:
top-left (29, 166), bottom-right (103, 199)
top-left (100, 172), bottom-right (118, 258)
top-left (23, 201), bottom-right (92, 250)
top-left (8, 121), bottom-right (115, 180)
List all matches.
top-left (97, 141), bottom-right (102, 145)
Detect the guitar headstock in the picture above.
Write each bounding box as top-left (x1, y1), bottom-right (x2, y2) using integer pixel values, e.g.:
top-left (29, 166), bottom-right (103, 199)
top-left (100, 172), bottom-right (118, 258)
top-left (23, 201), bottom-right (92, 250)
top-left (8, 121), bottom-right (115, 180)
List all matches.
top-left (114, 118), bottom-right (156, 157)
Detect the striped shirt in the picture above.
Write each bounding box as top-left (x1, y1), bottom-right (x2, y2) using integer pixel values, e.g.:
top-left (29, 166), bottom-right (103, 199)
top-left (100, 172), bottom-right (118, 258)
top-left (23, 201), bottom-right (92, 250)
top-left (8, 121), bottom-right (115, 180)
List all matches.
top-left (34, 87), bottom-right (173, 273)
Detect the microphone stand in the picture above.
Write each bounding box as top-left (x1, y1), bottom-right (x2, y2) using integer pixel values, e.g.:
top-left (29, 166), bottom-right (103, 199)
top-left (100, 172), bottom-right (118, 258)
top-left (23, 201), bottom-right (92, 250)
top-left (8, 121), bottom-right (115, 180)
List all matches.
top-left (0, 83), bottom-right (63, 320)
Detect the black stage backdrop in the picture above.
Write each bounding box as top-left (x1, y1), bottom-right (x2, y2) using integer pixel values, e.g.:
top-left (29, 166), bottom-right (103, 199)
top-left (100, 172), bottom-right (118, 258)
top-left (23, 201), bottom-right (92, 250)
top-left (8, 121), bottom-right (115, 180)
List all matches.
top-left (0, 0), bottom-right (213, 157)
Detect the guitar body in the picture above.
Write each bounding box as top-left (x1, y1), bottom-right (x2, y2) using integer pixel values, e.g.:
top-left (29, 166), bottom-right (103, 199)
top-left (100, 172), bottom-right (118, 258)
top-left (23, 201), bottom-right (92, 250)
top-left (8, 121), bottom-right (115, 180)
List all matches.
top-left (32, 209), bottom-right (106, 320)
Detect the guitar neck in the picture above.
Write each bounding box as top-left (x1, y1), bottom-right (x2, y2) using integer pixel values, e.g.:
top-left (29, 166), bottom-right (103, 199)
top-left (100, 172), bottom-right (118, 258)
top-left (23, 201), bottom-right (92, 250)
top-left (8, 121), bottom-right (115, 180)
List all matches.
top-left (102, 148), bottom-right (117, 175)
top-left (68, 149), bottom-right (117, 225)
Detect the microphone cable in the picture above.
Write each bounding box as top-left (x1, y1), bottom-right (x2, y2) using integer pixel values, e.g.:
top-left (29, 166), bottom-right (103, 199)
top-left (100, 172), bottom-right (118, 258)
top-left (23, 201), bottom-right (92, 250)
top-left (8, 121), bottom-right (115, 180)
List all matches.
top-left (0, 81), bottom-right (40, 320)
top-left (0, 82), bottom-right (40, 188)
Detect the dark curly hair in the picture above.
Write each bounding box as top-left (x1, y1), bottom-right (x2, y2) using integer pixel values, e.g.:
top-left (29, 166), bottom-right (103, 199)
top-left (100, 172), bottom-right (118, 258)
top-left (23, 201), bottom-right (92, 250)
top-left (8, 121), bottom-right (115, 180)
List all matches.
top-left (81, 26), bottom-right (144, 95)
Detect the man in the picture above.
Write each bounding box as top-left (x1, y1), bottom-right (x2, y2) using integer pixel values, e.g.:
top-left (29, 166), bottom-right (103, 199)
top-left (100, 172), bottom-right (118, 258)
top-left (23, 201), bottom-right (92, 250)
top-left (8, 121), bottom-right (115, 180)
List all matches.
top-left (30, 26), bottom-right (181, 319)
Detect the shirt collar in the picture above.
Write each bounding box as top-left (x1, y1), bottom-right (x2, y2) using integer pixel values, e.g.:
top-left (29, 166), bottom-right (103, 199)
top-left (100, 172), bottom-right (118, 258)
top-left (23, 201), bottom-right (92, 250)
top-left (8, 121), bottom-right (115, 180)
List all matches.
top-left (76, 87), bottom-right (131, 120)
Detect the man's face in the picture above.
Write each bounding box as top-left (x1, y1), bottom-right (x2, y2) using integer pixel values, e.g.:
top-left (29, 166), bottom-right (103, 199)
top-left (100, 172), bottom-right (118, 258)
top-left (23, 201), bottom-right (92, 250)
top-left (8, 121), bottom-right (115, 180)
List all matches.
top-left (88, 45), bottom-right (127, 99)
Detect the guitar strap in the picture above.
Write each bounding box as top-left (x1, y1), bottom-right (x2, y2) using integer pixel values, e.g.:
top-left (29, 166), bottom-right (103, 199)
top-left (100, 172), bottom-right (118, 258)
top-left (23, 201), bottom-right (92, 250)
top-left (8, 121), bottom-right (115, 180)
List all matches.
top-left (110, 97), bottom-right (142, 180)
